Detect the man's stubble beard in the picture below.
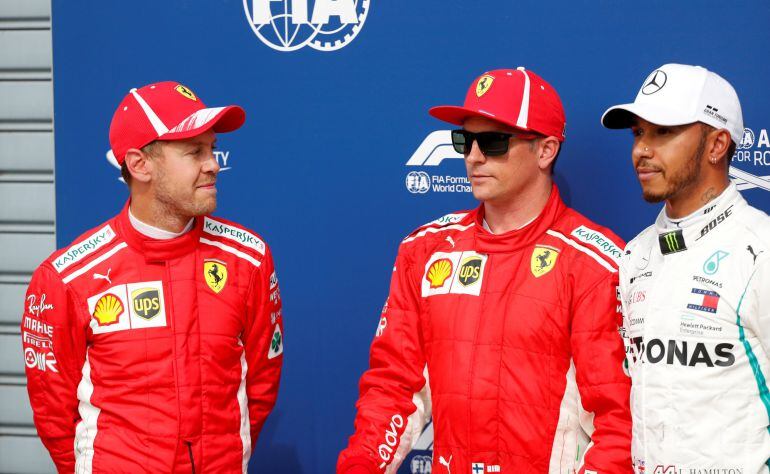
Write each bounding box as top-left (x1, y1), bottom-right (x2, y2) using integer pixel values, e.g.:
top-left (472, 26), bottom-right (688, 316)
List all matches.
top-left (154, 166), bottom-right (217, 218)
top-left (642, 133), bottom-right (707, 204)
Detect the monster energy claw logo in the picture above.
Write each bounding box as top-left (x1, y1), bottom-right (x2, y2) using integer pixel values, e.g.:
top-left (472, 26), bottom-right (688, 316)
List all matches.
top-left (659, 230), bottom-right (686, 255)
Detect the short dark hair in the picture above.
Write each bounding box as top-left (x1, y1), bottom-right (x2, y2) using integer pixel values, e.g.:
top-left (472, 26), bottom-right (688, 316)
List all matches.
top-left (120, 141), bottom-right (164, 185)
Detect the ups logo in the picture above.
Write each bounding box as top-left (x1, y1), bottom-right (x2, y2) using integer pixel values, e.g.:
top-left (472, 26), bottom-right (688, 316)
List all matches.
top-left (458, 256), bottom-right (483, 286)
top-left (131, 288), bottom-right (161, 320)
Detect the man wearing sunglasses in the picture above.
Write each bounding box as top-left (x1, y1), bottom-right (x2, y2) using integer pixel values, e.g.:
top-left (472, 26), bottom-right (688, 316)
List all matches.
top-left (339, 68), bottom-right (632, 473)
top-left (603, 64), bottom-right (770, 472)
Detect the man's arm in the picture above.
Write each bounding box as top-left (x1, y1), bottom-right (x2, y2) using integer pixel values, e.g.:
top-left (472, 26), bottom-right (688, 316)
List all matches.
top-left (571, 272), bottom-right (633, 474)
top-left (242, 244), bottom-right (284, 447)
top-left (22, 264), bottom-right (87, 472)
top-left (337, 248), bottom-right (427, 474)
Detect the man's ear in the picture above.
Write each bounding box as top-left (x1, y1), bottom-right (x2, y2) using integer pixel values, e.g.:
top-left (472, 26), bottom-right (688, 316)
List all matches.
top-left (537, 137), bottom-right (560, 172)
top-left (706, 128), bottom-right (732, 166)
top-left (124, 148), bottom-right (154, 183)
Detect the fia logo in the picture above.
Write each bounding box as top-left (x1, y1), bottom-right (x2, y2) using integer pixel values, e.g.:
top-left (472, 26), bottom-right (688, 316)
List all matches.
top-left (243, 0), bottom-right (370, 52)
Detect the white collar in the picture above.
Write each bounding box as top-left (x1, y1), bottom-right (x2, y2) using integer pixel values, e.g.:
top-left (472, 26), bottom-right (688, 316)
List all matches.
top-left (128, 207), bottom-right (193, 240)
top-left (482, 216), bottom-right (536, 234)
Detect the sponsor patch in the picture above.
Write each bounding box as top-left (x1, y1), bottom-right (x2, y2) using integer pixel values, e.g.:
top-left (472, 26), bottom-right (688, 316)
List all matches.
top-left (88, 281), bottom-right (167, 334)
top-left (175, 84), bottom-right (197, 101)
top-left (24, 347), bottom-right (58, 372)
top-left (203, 218), bottom-right (265, 255)
top-left (687, 288), bottom-right (720, 314)
top-left (53, 224), bottom-right (116, 273)
top-left (703, 250), bottom-right (728, 275)
top-left (659, 230), bottom-right (686, 255)
top-left (570, 225), bottom-right (622, 264)
top-left (458, 256), bottom-right (483, 286)
top-left (23, 331), bottom-right (52, 349)
top-left (268, 324), bottom-right (283, 359)
top-left (430, 212), bottom-right (467, 227)
top-left (422, 251), bottom-right (488, 297)
top-left (426, 258), bottom-right (453, 289)
top-left (131, 288), bottom-right (161, 320)
top-left (204, 259), bottom-right (228, 293)
top-left (476, 74), bottom-right (494, 97)
top-left (26, 294), bottom-right (54, 317)
top-left (531, 245), bottom-right (559, 278)
top-left (23, 316), bottom-right (53, 338)
top-left (93, 293), bottom-right (124, 327)
top-left (269, 271), bottom-right (278, 290)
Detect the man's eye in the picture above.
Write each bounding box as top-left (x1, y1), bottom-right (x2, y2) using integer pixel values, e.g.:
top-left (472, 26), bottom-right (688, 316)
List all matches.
top-left (631, 129), bottom-right (642, 137)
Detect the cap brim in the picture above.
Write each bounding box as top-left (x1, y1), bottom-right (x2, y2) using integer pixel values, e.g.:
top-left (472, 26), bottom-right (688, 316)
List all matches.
top-left (429, 105), bottom-right (523, 131)
top-left (601, 102), bottom-right (695, 129)
top-left (160, 105), bottom-right (246, 141)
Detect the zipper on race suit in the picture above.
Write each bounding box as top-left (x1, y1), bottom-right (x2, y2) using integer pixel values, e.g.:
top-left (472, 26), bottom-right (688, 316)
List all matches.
top-left (186, 441), bottom-right (196, 474)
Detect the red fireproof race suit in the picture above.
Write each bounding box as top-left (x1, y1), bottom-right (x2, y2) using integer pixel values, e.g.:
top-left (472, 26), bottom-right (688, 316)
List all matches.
top-left (338, 186), bottom-right (632, 474)
top-left (21, 203), bottom-right (283, 473)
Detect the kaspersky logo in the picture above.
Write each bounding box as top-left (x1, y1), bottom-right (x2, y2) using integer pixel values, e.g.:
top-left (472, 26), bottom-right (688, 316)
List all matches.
top-left (658, 230), bottom-right (686, 255)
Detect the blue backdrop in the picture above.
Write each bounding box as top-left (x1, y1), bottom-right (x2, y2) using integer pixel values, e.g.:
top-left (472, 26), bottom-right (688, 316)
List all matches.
top-left (52, 1), bottom-right (770, 472)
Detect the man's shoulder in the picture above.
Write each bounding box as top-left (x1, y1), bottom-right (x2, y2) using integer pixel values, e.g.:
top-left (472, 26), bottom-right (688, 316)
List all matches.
top-left (551, 207), bottom-right (625, 269)
top-left (400, 209), bottom-right (476, 248)
top-left (200, 215), bottom-right (270, 258)
top-left (45, 216), bottom-right (121, 277)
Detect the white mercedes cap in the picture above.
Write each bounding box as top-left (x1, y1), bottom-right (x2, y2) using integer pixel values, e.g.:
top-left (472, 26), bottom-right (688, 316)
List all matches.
top-left (601, 63), bottom-right (743, 144)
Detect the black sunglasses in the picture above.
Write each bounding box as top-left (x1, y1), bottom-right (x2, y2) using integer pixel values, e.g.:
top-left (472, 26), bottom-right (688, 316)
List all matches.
top-left (451, 129), bottom-right (540, 156)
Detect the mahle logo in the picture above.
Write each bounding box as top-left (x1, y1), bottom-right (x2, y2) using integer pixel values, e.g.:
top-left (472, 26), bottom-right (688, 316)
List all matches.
top-left (243, 0), bottom-right (370, 52)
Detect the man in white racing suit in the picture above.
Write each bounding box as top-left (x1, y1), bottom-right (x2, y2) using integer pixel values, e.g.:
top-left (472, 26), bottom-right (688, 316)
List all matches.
top-left (602, 63), bottom-right (770, 472)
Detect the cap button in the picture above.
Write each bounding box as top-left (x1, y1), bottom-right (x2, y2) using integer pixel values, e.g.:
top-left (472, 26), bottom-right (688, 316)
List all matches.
top-left (516, 66), bottom-right (526, 71)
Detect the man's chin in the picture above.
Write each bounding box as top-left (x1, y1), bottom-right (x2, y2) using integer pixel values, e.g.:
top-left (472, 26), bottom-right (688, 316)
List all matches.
top-left (641, 189), bottom-right (667, 204)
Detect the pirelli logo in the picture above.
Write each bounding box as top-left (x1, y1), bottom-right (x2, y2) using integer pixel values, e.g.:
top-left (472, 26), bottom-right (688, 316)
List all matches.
top-left (659, 230), bottom-right (686, 255)
top-left (203, 217), bottom-right (265, 255)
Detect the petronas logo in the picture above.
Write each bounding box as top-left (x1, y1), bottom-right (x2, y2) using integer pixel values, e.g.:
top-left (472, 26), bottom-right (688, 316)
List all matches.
top-left (659, 230), bottom-right (686, 255)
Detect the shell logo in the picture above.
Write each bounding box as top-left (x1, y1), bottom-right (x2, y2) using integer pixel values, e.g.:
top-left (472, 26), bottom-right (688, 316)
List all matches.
top-left (93, 293), bottom-right (124, 326)
top-left (426, 258), bottom-right (453, 288)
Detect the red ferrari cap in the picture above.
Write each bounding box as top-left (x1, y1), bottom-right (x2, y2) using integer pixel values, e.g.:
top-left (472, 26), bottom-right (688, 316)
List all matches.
top-left (108, 81), bottom-right (246, 164)
top-left (429, 67), bottom-right (566, 141)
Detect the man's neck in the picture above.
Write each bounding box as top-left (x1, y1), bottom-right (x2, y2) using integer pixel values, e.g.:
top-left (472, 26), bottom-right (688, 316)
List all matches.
top-left (483, 181), bottom-right (552, 234)
top-left (665, 176), bottom-right (729, 219)
top-left (129, 195), bottom-right (192, 233)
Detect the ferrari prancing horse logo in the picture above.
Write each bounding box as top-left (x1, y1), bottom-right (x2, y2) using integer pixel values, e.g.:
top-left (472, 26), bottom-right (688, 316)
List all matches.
top-left (476, 75), bottom-right (495, 97)
top-left (204, 259), bottom-right (228, 293)
top-left (531, 245), bottom-right (559, 278)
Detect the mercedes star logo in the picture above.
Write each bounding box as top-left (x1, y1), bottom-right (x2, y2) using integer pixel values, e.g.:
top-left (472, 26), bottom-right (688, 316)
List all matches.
top-left (641, 69), bottom-right (667, 95)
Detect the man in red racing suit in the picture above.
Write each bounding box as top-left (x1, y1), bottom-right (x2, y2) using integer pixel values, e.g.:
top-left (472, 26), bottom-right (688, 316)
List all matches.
top-left (21, 82), bottom-right (283, 473)
top-left (338, 69), bottom-right (631, 473)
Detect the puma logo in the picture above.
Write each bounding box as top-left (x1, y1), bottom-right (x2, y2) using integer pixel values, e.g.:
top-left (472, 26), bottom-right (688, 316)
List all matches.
top-left (446, 236), bottom-right (455, 248)
top-left (439, 454), bottom-right (452, 473)
top-left (93, 268), bottom-right (112, 285)
top-left (747, 245), bottom-right (764, 264)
